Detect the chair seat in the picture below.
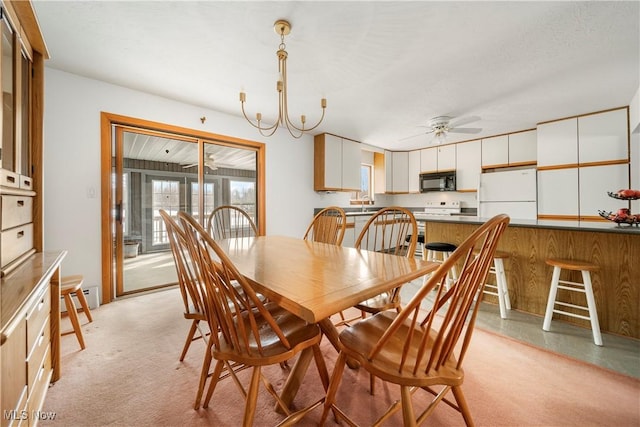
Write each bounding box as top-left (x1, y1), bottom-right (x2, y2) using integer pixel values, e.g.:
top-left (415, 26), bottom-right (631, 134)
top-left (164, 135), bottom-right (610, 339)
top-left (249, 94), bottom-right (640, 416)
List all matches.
top-left (546, 258), bottom-right (598, 272)
top-left (425, 242), bottom-right (457, 252)
top-left (214, 303), bottom-right (322, 364)
top-left (354, 291), bottom-right (399, 314)
top-left (339, 311), bottom-right (463, 386)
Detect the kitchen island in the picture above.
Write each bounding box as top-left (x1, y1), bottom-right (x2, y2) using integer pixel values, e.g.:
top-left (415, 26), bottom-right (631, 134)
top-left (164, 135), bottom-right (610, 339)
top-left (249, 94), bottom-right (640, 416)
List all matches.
top-left (416, 215), bottom-right (639, 339)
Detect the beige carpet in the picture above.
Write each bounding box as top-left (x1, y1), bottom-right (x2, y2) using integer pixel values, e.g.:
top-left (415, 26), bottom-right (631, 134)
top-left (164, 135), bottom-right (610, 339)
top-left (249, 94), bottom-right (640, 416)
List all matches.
top-left (42, 288), bottom-right (640, 426)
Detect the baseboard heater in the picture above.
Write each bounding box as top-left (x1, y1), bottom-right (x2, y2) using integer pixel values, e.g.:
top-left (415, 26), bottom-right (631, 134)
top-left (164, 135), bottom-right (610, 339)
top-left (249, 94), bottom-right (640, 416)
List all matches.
top-left (60, 287), bottom-right (100, 313)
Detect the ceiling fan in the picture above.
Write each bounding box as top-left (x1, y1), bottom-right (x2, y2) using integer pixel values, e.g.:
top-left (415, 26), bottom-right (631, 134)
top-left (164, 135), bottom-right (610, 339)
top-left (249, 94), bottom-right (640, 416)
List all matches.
top-left (402, 116), bottom-right (482, 144)
top-left (182, 154), bottom-right (232, 170)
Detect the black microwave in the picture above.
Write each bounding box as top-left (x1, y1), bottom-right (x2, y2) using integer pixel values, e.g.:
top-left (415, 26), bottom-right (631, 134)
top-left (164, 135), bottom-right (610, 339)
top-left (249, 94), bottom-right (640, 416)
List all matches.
top-left (420, 171), bottom-right (456, 192)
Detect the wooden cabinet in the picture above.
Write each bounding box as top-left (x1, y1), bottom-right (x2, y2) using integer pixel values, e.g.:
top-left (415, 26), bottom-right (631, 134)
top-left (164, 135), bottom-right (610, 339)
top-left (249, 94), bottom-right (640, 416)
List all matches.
top-left (456, 140), bottom-right (481, 192)
top-left (481, 135), bottom-right (509, 168)
top-left (408, 151), bottom-right (421, 193)
top-left (0, 1), bottom-right (47, 276)
top-left (578, 109), bottom-right (628, 164)
top-left (314, 134), bottom-right (361, 192)
top-left (1, 252), bottom-right (65, 427)
top-left (508, 129), bottom-right (537, 166)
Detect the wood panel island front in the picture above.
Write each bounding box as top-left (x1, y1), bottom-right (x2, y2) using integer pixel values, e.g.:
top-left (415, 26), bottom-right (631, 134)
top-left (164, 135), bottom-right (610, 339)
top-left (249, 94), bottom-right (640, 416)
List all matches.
top-left (416, 216), bottom-right (639, 339)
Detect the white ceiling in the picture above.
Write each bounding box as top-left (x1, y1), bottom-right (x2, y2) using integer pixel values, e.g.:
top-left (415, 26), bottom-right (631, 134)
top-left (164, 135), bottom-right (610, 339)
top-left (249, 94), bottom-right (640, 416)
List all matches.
top-left (32, 1), bottom-right (639, 151)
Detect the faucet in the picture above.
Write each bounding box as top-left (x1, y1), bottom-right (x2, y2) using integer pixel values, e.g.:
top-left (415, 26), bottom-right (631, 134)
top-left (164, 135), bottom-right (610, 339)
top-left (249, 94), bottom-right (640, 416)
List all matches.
top-left (361, 194), bottom-right (370, 212)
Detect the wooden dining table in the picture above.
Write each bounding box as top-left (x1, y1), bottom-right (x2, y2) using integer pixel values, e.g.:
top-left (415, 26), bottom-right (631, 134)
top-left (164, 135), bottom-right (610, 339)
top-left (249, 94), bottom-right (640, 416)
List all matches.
top-left (217, 235), bottom-right (439, 408)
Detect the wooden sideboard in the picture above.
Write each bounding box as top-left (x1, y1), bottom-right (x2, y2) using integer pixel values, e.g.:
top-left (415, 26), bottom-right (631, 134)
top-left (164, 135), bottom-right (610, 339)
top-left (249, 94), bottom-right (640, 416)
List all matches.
top-left (419, 218), bottom-right (639, 339)
top-left (1, 251), bottom-right (66, 426)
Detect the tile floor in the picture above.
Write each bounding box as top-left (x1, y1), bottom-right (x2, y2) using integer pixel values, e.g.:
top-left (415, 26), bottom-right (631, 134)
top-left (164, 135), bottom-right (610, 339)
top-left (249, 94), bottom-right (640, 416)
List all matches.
top-left (402, 280), bottom-right (640, 379)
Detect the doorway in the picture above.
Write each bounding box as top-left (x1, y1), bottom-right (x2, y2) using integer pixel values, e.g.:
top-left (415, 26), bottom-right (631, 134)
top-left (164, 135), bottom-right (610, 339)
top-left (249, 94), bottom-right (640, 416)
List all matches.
top-left (101, 113), bottom-right (265, 303)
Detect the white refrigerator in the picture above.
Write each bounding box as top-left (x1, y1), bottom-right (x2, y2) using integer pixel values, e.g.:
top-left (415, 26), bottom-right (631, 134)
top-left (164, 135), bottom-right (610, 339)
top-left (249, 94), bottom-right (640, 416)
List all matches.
top-left (478, 168), bottom-right (537, 220)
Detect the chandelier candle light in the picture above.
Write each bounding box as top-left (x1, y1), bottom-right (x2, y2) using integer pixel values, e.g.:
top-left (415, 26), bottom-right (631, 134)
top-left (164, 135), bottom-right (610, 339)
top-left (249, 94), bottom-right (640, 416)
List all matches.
top-left (239, 20), bottom-right (327, 138)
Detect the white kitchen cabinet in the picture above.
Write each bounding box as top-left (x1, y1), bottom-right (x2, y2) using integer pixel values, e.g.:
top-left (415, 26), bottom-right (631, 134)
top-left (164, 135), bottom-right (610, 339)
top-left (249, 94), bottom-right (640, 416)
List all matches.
top-left (408, 150), bottom-right (421, 193)
top-left (392, 152), bottom-right (409, 193)
top-left (342, 138), bottom-right (362, 191)
top-left (481, 135), bottom-right (509, 168)
top-left (314, 133), bottom-right (360, 191)
top-left (342, 218), bottom-right (356, 248)
top-left (508, 129), bottom-right (537, 166)
top-left (537, 117), bottom-right (578, 167)
top-left (384, 150), bottom-right (393, 193)
top-left (579, 164), bottom-right (629, 220)
top-left (537, 168), bottom-right (579, 218)
top-left (420, 147), bottom-right (438, 173)
top-left (456, 140), bottom-right (481, 191)
top-left (437, 144), bottom-right (456, 171)
top-left (578, 108), bottom-right (628, 164)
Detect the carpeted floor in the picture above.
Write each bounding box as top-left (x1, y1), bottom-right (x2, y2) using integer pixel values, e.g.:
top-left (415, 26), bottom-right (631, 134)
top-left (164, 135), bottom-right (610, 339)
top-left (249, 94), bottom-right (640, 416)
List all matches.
top-left (41, 287), bottom-right (640, 426)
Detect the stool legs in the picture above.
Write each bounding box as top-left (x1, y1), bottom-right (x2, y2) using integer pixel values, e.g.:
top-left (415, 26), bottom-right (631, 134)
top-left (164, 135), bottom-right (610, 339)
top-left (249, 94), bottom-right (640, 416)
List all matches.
top-left (63, 293), bottom-right (86, 350)
top-left (74, 289), bottom-right (94, 323)
top-left (492, 258), bottom-right (511, 319)
top-left (582, 270), bottom-right (603, 346)
top-left (543, 266), bottom-right (602, 346)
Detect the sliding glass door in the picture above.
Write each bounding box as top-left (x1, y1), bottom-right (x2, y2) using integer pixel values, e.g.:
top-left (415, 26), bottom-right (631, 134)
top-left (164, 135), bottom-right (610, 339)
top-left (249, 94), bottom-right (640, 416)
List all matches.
top-left (106, 116), bottom-right (263, 299)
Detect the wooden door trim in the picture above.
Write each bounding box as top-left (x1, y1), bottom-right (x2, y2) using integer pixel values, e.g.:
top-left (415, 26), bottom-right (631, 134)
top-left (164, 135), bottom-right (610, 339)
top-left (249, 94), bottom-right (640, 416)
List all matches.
top-left (100, 112), bottom-right (266, 305)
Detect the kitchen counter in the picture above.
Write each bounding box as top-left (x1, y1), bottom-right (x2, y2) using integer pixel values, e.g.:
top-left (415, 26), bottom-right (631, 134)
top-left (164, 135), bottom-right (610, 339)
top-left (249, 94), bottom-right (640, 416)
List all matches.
top-left (417, 216), bottom-right (639, 339)
top-left (413, 213), bottom-right (640, 235)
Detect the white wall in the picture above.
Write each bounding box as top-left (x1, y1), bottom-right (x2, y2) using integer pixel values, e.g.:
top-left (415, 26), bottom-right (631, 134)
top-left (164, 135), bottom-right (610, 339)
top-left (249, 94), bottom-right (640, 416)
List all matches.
top-left (42, 68), bottom-right (349, 294)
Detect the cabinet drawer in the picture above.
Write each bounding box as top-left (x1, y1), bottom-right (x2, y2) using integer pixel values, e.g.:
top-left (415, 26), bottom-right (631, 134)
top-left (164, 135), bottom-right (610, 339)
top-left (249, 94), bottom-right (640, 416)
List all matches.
top-left (0, 169), bottom-right (20, 189)
top-left (0, 223), bottom-right (33, 268)
top-left (19, 176), bottom-right (32, 191)
top-left (27, 320), bottom-right (50, 394)
top-left (26, 287), bottom-right (50, 351)
top-left (26, 346), bottom-right (52, 423)
top-left (1, 317), bottom-right (28, 427)
top-left (0, 385), bottom-right (28, 427)
top-left (1, 196), bottom-right (33, 231)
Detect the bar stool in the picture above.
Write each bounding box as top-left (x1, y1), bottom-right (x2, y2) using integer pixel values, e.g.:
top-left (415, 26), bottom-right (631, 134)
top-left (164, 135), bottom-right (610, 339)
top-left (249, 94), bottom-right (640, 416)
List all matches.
top-left (424, 242), bottom-right (458, 287)
top-left (542, 258), bottom-right (602, 346)
top-left (60, 275), bottom-right (94, 350)
top-left (481, 251), bottom-right (511, 319)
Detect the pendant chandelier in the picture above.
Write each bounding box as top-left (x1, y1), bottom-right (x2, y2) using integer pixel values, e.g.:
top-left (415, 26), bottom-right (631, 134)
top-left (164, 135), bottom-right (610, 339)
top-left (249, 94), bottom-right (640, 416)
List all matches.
top-left (239, 20), bottom-right (326, 139)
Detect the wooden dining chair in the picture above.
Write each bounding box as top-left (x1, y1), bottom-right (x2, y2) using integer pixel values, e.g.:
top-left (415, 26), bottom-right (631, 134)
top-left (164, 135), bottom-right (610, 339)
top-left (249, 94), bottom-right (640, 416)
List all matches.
top-left (303, 206), bottom-right (347, 245)
top-left (160, 209), bottom-right (214, 409)
top-left (178, 211), bottom-right (330, 426)
top-left (320, 214), bottom-right (510, 427)
top-left (206, 205), bottom-right (257, 239)
top-left (351, 206), bottom-right (418, 316)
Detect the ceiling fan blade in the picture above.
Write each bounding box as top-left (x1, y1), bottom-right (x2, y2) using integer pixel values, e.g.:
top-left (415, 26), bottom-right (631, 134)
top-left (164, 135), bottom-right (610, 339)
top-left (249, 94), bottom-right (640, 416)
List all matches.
top-left (399, 130), bottom-right (434, 142)
top-left (448, 115), bottom-right (480, 128)
top-left (448, 127), bottom-right (482, 134)
top-left (182, 163), bottom-right (198, 168)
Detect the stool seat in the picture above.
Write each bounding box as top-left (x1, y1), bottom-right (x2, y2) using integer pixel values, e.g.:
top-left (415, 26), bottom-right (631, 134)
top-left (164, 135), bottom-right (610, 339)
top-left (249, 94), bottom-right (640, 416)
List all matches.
top-left (425, 242), bottom-right (457, 252)
top-left (542, 258), bottom-right (602, 346)
top-left (60, 275), bottom-right (93, 350)
top-left (546, 258), bottom-right (599, 272)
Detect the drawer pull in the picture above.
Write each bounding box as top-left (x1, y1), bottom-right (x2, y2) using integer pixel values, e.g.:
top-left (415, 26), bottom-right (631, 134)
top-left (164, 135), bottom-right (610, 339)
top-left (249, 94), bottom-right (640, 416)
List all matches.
top-left (17, 230), bottom-right (25, 238)
top-left (17, 199), bottom-right (25, 207)
top-left (6, 175), bottom-right (15, 184)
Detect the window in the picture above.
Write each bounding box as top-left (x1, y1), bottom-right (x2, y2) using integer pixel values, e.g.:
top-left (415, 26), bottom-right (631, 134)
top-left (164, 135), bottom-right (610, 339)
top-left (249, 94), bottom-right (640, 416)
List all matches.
top-left (230, 180), bottom-right (256, 223)
top-left (352, 164), bottom-right (373, 203)
top-left (191, 182), bottom-right (215, 221)
top-left (151, 179), bottom-right (180, 245)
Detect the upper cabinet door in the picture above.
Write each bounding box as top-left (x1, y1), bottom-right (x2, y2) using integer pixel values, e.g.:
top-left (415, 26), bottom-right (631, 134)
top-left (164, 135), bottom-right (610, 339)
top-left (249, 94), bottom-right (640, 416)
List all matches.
top-left (578, 108), bottom-right (628, 164)
top-left (341, 138), bottom-right (361, 191)
top-left (481, 135), bottom-right (508, 168)
top-left (392, 151), bottom-right (409, 193)
top-left (537, 117), bottom-right (578, 167)
top-left (384, 150), bottom-right (393, 193)
top-left (314, 133), bottom-right (342, 190)
top-left (408, 150), bottom-right (421, 193)
top-left (420, 147), bottom-right (437, 173)
top-left (437, 144), bottom-right (456, 171)
top-left (456, 140), bottom-right (481, 191)
top-left (508, 130), bottom-right (537, 166)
